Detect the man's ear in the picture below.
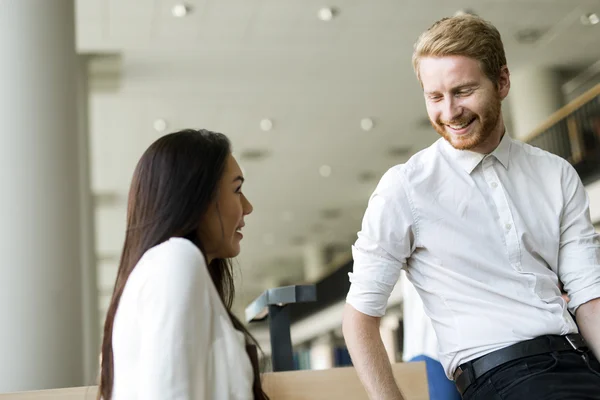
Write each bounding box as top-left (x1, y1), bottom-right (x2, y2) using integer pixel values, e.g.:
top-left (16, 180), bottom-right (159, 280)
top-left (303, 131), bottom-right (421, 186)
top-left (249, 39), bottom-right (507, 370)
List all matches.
top-left (498, 66), bottom-right (510, 100)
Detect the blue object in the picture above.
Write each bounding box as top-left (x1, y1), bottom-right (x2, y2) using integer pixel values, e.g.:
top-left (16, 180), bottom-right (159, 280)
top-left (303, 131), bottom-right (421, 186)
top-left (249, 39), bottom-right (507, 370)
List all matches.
top-left (409, 355), bottom-right (461, 400)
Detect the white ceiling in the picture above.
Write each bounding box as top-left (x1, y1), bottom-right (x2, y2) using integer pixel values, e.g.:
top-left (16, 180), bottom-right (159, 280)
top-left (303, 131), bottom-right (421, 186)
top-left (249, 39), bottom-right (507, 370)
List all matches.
top-left (76, 0), bottom-right (600, 315)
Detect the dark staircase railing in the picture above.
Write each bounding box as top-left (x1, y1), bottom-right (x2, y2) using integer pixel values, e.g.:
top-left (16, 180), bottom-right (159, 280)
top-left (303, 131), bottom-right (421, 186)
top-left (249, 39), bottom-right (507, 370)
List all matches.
top-left (245, 284), bottom-right (317, 371)
top-left (524, 83), bottom-right (600, 185)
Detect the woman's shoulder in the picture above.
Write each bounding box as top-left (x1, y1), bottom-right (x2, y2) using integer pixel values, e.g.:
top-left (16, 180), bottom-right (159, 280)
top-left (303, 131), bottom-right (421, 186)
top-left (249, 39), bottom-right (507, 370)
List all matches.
top-left (134, 237), bottom-right (210, 294)
top-left (146, 236), bottom-right (203, 258)
top-left (142, 237), bottom-right (205, 271)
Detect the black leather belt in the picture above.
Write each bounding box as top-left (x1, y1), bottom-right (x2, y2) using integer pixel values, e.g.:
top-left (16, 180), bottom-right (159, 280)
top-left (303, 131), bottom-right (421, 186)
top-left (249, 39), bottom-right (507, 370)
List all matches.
top-left (453, 334), bottom-right (589, 395)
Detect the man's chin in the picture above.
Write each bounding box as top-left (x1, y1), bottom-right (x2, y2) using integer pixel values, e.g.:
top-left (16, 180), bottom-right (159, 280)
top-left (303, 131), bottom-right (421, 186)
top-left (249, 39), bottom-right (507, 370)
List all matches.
top-left (445, 133), bottom-right (481, 151)
top-left (432, 125), bottom-right (478, 150)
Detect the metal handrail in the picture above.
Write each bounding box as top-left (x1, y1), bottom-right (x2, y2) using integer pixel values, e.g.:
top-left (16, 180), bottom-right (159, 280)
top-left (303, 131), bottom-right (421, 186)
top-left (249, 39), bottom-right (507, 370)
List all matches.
top-left (245, 285), bottom-right (317, 372)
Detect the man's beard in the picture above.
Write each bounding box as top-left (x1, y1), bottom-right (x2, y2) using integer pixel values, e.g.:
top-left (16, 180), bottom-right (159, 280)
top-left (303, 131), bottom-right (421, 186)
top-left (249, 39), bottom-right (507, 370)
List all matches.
top-left (431, 94), bottom-right (502, 151)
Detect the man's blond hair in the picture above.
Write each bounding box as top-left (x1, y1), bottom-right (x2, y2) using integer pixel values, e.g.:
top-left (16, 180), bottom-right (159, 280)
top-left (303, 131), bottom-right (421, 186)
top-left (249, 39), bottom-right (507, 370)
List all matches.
top-left (412, 15), bottom-right (507, 85)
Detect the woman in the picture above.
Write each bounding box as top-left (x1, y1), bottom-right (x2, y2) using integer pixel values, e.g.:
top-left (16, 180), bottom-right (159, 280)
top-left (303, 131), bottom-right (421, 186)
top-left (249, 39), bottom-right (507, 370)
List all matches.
top-left (98, 129), bottom-right (269, 399)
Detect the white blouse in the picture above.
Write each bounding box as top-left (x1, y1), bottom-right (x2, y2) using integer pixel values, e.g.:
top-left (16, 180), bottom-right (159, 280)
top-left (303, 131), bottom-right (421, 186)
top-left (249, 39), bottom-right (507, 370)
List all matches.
top-left (111, 237), bottom-right (254, 399)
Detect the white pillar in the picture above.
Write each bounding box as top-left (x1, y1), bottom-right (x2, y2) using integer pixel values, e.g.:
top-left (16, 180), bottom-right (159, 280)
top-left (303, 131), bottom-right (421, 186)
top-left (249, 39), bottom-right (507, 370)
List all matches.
top-left (0, 0), bottom-right (85, 392)
top-left (303, 242), bottom-right (327, 282)
top-left (77, 56), bottom-right (100, 386)
top-left (310, 335), bottom-right (334, 370)
top-left (508, 67), bottom-right (564, 141)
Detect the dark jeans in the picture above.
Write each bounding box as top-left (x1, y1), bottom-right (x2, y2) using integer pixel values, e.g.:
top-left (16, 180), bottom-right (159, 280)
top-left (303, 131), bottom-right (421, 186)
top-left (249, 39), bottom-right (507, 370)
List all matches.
top-left (462, 350), bottom-right (600, 400)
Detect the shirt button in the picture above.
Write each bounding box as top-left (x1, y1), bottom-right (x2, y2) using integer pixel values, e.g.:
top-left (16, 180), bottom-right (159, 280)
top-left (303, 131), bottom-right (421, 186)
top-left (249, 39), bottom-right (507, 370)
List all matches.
top-left (491, 182), bottom-right (498, 189)
top-left (505, 223), bottom-right (512, 231)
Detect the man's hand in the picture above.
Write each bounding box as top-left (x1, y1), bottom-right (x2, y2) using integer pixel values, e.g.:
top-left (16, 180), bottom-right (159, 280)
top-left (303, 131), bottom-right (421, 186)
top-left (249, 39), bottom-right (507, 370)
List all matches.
top-left (342, 304), bottom-right (406, 400)
top-left (576, 298), bottom-right (600, 361)
top-left (558, 281), bottom-right (570, 303)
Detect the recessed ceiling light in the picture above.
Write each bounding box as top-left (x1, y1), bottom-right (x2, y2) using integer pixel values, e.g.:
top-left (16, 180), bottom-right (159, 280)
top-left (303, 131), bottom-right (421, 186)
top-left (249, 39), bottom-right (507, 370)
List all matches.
top-left (319, 165), bottom-right (332, 177)
top-left (360, 118), bottom-right (374, 131)
top-left (318, 7), bottom-right (336, 21)
top-left (172, 3), bottom-right (191, 18)
top-left (260, 118), bottom-right (273, 131)
top-left (153, 118), bottom-right (167, 132)
top-left (581, 13), bottom-right (599, 25)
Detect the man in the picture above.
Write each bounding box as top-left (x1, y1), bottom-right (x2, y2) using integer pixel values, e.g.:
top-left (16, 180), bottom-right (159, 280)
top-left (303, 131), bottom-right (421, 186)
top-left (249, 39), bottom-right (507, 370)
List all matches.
top-left (343, 14), bottom-right (600, 400)
top-left (401, 271), bottom-right (461, 400)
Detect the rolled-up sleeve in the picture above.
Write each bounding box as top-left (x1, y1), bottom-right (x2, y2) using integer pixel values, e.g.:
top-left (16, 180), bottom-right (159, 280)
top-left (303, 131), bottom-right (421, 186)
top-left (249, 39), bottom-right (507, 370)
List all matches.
top-left (558, 161), bottom-right (600, 313)
top-left (346, 165), bottom-right (417, 317)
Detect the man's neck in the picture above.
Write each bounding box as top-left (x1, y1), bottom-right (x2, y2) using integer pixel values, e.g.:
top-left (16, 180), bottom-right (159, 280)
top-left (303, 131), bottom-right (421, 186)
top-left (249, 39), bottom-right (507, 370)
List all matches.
top-left (473, 123), bottom-right (506, 155)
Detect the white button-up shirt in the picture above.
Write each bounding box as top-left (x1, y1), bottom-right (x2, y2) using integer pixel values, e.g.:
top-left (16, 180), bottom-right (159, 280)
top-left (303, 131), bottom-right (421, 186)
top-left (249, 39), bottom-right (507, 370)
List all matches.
top-left (346, 133), bottom-right (600, 378)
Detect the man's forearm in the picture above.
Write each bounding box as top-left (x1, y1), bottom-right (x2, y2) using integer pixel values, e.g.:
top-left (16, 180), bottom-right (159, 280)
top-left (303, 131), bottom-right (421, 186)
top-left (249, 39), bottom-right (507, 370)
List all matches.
top-left (342, 304), bottom-right (405, 400)
top-left (576, 297), bottom-right (600, 360)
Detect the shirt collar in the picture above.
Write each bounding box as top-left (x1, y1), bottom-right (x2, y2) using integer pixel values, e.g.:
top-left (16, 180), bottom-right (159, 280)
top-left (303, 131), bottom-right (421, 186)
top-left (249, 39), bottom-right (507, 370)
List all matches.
top-left (491, 133), bottom-right (511, 170)
top-left (440, 132), bottom-right (512, 174)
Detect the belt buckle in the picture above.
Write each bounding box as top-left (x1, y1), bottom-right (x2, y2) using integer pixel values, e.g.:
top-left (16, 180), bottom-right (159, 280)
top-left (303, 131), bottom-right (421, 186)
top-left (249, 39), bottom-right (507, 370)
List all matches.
top-left (565, 334), bottom-right (587, 352)
top-left (453, 366), bottom-right (464, 382)
top-left (453, 364), bottom-right (475, 395)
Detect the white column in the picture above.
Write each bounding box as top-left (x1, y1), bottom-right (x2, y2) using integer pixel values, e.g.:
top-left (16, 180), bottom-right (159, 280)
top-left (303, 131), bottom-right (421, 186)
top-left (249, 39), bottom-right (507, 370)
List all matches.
top-left (77, 56), bottom-right (100, 386)
top-left (303, 242), bottom-right (327, 282)
top-left (508, 67), bottom-right (564, 141)
top-left (0, 0), bottom-right (85, 392)
top-left (310, 335), bottom-right (334, 370)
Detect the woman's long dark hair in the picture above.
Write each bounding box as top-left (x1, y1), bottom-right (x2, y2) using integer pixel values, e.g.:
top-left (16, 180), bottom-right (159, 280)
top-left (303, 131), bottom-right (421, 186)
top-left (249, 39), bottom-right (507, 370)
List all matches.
top-left (98, 129), bottom-right (269, 400)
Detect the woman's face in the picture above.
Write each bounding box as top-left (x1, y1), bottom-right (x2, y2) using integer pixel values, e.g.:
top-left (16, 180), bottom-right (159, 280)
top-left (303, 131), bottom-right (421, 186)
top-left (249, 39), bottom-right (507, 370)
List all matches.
top-left (199, 154), bottom-right (253, 262)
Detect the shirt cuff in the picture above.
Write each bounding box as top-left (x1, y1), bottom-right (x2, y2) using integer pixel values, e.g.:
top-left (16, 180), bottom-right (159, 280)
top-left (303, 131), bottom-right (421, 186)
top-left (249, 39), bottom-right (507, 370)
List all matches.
top-left (569, 282), bottom-right (600, 314)
top-left (345, 272), bottom-right (394, 317)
